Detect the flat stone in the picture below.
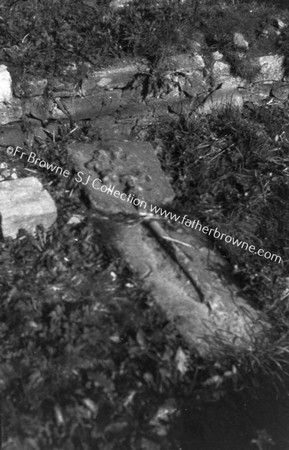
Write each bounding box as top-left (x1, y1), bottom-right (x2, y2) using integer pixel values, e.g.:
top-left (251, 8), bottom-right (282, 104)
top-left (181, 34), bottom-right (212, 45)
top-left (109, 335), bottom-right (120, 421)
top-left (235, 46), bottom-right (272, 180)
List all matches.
top-left (14, 78), bottom-right (48, 98)
top-left (212, 61), bottom-right (244, 87)
top-left (198, 86), bottom-right (243, 114)
top-left (233, 32), bottom-right (249, 51)
top-left (110, 0), bottom-right (132, 8)
top-left (48, 79), bottom-right (79, 98)
top-left (181, 71), bottom-right (207, 97)
top-left (271, 82), bottom-right (289, 100)
top-left (274, 18), bottom-right (286, 29)
top-left (0, 123), bottom-right (25, 147)
top-left (115, 102), bottom-right (150, 120)
top-left (84, 62), bottom-right (148, 91)
top-left (92, 116), bottom-right (135, 140)
top-left (168, 98), bottom-right (192, 115)
top-left (212, 51), bottom-right (224, 61)
top-left (52, 91), bottom-right (123, 120)
top-left (242, 83), bottom-right (272, 102)
top-left (253, 55), bottom-right (284, 82)
top-left (0, 176), bottom-right (57, 238)
top-left (23, 96), bottom-right (50, 121)
top-left (0, 65), bottom-right (13, 102)
top-left (0, 99), bottom-right (22, 125)
top-left (166, 53), bottom-right (205, 72)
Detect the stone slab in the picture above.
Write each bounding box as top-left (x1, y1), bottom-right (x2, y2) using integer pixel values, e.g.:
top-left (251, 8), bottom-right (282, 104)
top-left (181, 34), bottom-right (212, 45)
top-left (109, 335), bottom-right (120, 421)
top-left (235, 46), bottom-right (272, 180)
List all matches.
top-left (67, 140), bottom-right (175, 214)
top-left (198, 87), bottom-right (243, 114)
top-left (83, 63), bottom-right (149, 91)
top-left (52, 91), bottom-right (123, 121)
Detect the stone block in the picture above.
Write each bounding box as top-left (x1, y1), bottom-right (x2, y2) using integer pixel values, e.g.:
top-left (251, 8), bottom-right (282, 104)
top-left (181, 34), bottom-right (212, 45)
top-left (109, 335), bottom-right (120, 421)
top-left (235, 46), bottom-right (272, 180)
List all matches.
top-left (253, 55), bottom-right (284, 82)
top-left (14, 78), bottom-right (48, 98)
top-left (0, 177), bottom-right (57, 238)
top-left (0, 99), bottom-right (22, 125)
top-left (211, 61), bottom-right (244, 87)
top-left (0, 123), bottom-right (25, 147)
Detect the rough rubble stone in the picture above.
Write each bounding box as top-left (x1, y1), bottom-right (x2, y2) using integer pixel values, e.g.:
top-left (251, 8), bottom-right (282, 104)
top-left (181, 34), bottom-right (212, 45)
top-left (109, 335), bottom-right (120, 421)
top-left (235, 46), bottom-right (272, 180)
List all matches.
top-left (0, 99), bottom-right (22, 125)
top-left (0, 176), bottom-right (57, 238)
top-left (253, 55), bottom-right (284, 82)
top-left (180, 71), bottom-right (207, 97)
top-left (212, 51), bottom-right (224, 61)
top-left (212, 61), bottom-right (244, 87)
top-left (274, 18), bottom-right (286, 29)
top-left (110, 0), bottom-right (132, 8)
top-left (48, 79), bottom-right (80, 98)
top-left (14, 78), bottom-right (48, 98)
top-left (271, 83), bottom-right (289, 100)
top-left (0, 65), bottom-right (13, 103)
top-left (0, 123), bottom-right (25, 147)
top-left (23, 96), bottom-right (50, 121)
top-left (166, 53), bottom-right (205, 72)
top-left (233, 32), bottom-right (249, 51)
top-left (242, 83), bottom-right (272, 103)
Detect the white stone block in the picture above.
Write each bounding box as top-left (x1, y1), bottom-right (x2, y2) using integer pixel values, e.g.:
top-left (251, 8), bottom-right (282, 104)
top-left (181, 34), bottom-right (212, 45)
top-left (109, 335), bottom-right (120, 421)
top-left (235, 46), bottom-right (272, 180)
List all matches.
top-left (0, 65), bottom-right (13, 103)
top-left (0, 177), bottom-right (57, 238)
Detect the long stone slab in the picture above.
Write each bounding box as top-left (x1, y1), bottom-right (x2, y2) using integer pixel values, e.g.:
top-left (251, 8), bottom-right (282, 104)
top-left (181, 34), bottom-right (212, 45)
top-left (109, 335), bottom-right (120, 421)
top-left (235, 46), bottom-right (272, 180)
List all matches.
top-left (68, 137), bottom-right (267, 356)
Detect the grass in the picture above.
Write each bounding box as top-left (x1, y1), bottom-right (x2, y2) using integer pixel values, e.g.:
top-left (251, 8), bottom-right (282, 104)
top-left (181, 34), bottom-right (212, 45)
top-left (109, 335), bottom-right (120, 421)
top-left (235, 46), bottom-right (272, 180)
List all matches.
top-left (148, 104), bottom-right (289, 305)
top-left (1, 0), bottom-right (288, 82)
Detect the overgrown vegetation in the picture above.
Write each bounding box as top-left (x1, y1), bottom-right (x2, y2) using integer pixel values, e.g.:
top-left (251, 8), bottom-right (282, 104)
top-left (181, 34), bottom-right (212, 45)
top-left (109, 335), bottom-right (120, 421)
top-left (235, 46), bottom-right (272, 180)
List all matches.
top-left (148, 103), bottom-right (289, 339)
top-left (1, 0), bottom-right (288, 80)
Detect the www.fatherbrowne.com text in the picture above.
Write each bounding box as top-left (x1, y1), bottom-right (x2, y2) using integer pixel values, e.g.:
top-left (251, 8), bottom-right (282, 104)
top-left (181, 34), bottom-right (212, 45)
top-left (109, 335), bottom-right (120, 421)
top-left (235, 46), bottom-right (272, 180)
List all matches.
top-left (6, 147), bottom-right (282, 264)
top-left (74, 171), bottom-right (282, 264)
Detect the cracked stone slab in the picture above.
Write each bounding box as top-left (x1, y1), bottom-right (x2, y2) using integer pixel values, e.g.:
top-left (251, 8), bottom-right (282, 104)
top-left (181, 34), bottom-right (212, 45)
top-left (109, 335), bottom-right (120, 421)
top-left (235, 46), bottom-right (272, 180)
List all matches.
top-left (68, 136), bottom-right (268, 356)
top-left (0, 176), bottom-right (57, 238)
top-left (68, 140), bottom-right (175, 214)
